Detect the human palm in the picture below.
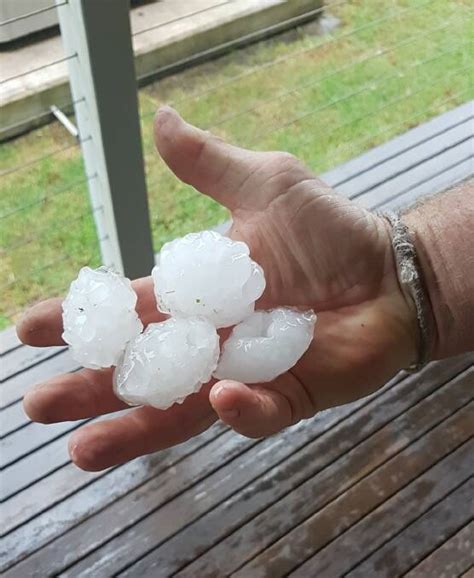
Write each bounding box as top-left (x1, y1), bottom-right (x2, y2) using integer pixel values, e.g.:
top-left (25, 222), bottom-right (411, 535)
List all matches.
top-left (19, 107), bottom-right (416, 471)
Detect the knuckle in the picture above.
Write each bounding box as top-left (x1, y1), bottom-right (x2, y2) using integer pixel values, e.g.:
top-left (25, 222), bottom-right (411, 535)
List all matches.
top-left (273, 151), bottom-right (301, 172)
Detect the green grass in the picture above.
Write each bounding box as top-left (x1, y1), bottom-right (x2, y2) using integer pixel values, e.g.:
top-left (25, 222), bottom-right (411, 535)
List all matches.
top-left (0, 0), bottom-right (472, 328)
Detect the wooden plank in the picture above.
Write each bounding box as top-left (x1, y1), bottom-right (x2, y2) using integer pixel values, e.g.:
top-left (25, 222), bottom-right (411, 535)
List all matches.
top-left (2, 462), bottom-right (104, 536)
top-left (1, 348), bottom-right (77, 409)
top-left (321, 101), bottom-right (473, 188)
top-left (2, 424), bottom-right (251, 574)
top-left (0, 326), bottom-right (21, 356)
top-left (1, 408), bottom-right (124, 502)
top-left (385, 157), bottom-right (473, 212)
top-left (290, 439), bottom-right (474, 577)
top-left (29, 379), bottom-right (397, 577)
top-left (2, 371), bottom-right (403, 566)
top-left (337, 121), bottom-right (472, 201)
top-left (2, 429), bottom-right (77, 502)
top-left (356, 137), bottom-right (473, 209)
top-left (1, 345), bottom-right (66, 383)
top-left (236, 421), bottom-right (472, 578)
top-left (2, 422), bottom-right (227, 538)
top-left (405, 521), bottom-right (473, 578)
top-left (1, 419), bottom-right (86, 469)
top-left (0, 401), bottom-right (28, 437)
top-left (167, 370), bottom-right (473, 578)
top-left (347, 479), bottom-right (474, 578)
top-left (58, 359), bottom-right (471, 576)
top-left (461, 566), bottom-right (474, 578)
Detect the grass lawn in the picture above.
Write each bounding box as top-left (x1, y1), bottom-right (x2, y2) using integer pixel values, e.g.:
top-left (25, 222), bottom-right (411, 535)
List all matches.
top-left (0, 0), bottom-right (472, 329)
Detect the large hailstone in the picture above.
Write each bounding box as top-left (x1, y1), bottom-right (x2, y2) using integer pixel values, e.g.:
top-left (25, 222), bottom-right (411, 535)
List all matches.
top-left (62, 267), bottom-right (142, 369)
top-left (114, 316), bottom-right (219, 409)
top-left (214, 308), bottom-right (316, 383)
top-left (152, 231), bottom-right (266, 328)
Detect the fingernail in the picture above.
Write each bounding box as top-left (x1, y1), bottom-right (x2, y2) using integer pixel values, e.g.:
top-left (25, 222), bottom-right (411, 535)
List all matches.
top-left (69, 440), bottom-right (79, 461)
top-left (220, 408), bottom-right (239, 419)
top-left (212, 383), bottom-right (227, 398)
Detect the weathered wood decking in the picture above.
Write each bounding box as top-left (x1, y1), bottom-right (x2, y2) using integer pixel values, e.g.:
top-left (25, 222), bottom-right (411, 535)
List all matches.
top-left (1, 102), bottom-right (473, 577)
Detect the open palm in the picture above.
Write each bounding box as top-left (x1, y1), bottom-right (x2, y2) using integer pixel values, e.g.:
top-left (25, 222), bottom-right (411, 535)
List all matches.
top-left (19, 107), bottom-right (416, 471)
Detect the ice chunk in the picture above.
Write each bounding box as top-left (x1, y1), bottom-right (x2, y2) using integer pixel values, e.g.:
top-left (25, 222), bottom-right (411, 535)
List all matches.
top-left (114, 316), bottom-right (219, 409)
top-left (62, 267), bottom-right (142, 369)
top-left (214, 308), bottom-right (316, 383)
top-left (152, 231), bottom-right (266, 328)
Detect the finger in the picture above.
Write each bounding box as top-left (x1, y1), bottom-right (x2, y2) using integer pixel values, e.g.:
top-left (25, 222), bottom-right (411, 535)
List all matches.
top-left (16, 297), bottom-right (65, 347)
top-left (68, 384), bottom-right (216, 471)
top-left (16, 276), bottom-right (160, 348)
top-left (23, 368), bottom-right (127, 423)
top-left (209, 373), bottom-right (314, 438)
top-left (154, 106), bottom-right (266, 211)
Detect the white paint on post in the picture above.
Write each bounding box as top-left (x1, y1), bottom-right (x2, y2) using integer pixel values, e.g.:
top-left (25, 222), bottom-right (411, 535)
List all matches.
top-left (56, 0), bottom-right (124, 273)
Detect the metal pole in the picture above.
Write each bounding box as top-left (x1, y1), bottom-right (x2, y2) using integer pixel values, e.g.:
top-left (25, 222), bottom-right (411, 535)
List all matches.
top-left (56, 0), bottom-right (155, 279)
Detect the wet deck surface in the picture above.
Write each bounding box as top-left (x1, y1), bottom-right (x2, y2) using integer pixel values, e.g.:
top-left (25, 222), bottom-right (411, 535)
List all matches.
top-left (1, 102), bottom-right (473, 577)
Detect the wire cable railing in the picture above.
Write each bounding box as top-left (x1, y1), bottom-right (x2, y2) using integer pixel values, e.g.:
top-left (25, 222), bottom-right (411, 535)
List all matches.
top-left (3, 204), bottom-right (104, 253)
top-left (132, 0), bottom-right (233, 38)
top-left (143, 29), bottom-right (470, 197)
top-left (204, 18), bottom-right (467, 134)
top-left (145, 64), bottom-right (471, 207)
top-left (139, 0), bottom-right (433, 120)
top-left (1, 0), bottom-right (472, 327)
top-left (0, 54), bottom-right (77, 86)
top-left (0, 97), bottom-right (84, 141)
top-left (249, 49), bottom-right (472, 146)
top-left (0, 136), bottom-right (89, 179)
top-left (0, 174), bottom-right (97, 220)
top-left (302, 86), bottom-right (472, 170)
top-left (136, 0), bottom-right (348, 86)
top-left (0, 2), bottom-right (67, 27)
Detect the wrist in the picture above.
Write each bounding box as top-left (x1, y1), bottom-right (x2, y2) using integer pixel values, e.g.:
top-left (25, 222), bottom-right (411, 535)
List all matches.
top-left (403, 181), bottom-right (474, 359)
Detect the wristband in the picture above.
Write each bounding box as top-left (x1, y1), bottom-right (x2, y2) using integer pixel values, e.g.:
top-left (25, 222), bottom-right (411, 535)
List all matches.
top-left (382, 211), bottom-right (433, 372)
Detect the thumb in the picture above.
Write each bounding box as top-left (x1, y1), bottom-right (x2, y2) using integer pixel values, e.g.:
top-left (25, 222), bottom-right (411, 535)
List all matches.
top-left (154, 106), bottom-right (260, 211)
top-left (209, 380), bottom-right (295, 438)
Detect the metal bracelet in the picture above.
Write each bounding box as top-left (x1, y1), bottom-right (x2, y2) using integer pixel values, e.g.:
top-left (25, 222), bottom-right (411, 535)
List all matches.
top-left (382, 211), bottom-right (432, 372)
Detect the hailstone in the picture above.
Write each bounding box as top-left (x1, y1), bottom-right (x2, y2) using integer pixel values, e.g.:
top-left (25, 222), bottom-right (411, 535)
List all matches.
top-left (114, 316), bottom-right (219, 409)
top-left (152, 230), bottom-right (266, 328)
top-left (214, 307), bottom-right (316, 383)
top-left (62, 267), bottom-right (142, 369)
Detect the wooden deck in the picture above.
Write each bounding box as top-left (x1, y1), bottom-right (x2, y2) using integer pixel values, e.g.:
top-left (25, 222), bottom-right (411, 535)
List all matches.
top-left (1, 102), bottom-right (473, 577)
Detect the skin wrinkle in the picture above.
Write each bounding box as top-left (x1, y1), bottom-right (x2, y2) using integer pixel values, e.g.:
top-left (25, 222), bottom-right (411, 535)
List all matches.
top-left (257, 213), bottom-right (309, 306)
top-left (192, 137), bottom-right (224, 183)
top-left (232, 162), bottom-right (261, 206)
top-left (239, 156), bottom-right (311, 212)
top-left (348, 211), bottom-right (386, 291)
top-left (264, 191), bottom-right (392, 311)
top-left (288, 366), bottom-right (318, 420)
top-left (256, 385), bottom-right (294, 434)
top-left (263, 207), bottom-right (369, 311)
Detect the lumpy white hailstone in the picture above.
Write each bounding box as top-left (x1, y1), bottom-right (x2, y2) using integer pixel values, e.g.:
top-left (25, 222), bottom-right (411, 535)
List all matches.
top-left (62, 267), bottom-right (142, 369)
top-left (214, 308), bottom-right (317, 383)
top-left (113, 316), bottom-right (219, 409)
top-left (62, 232), bottom-right (317, 409)
top-left (152, 231), bottom-right (266, 328)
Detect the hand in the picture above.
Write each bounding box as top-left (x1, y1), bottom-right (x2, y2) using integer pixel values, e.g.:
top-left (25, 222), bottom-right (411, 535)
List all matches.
top-left (18, 107), bottom-right (417, 471)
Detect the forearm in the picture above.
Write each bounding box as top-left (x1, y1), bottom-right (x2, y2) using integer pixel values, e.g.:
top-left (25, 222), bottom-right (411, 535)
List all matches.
top-left (403, 178), bottom-right (474, 359)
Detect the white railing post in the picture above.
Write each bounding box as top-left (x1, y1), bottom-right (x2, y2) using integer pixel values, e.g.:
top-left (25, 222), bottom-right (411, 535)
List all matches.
top-left (56, 0), bottom-right (155, 279)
